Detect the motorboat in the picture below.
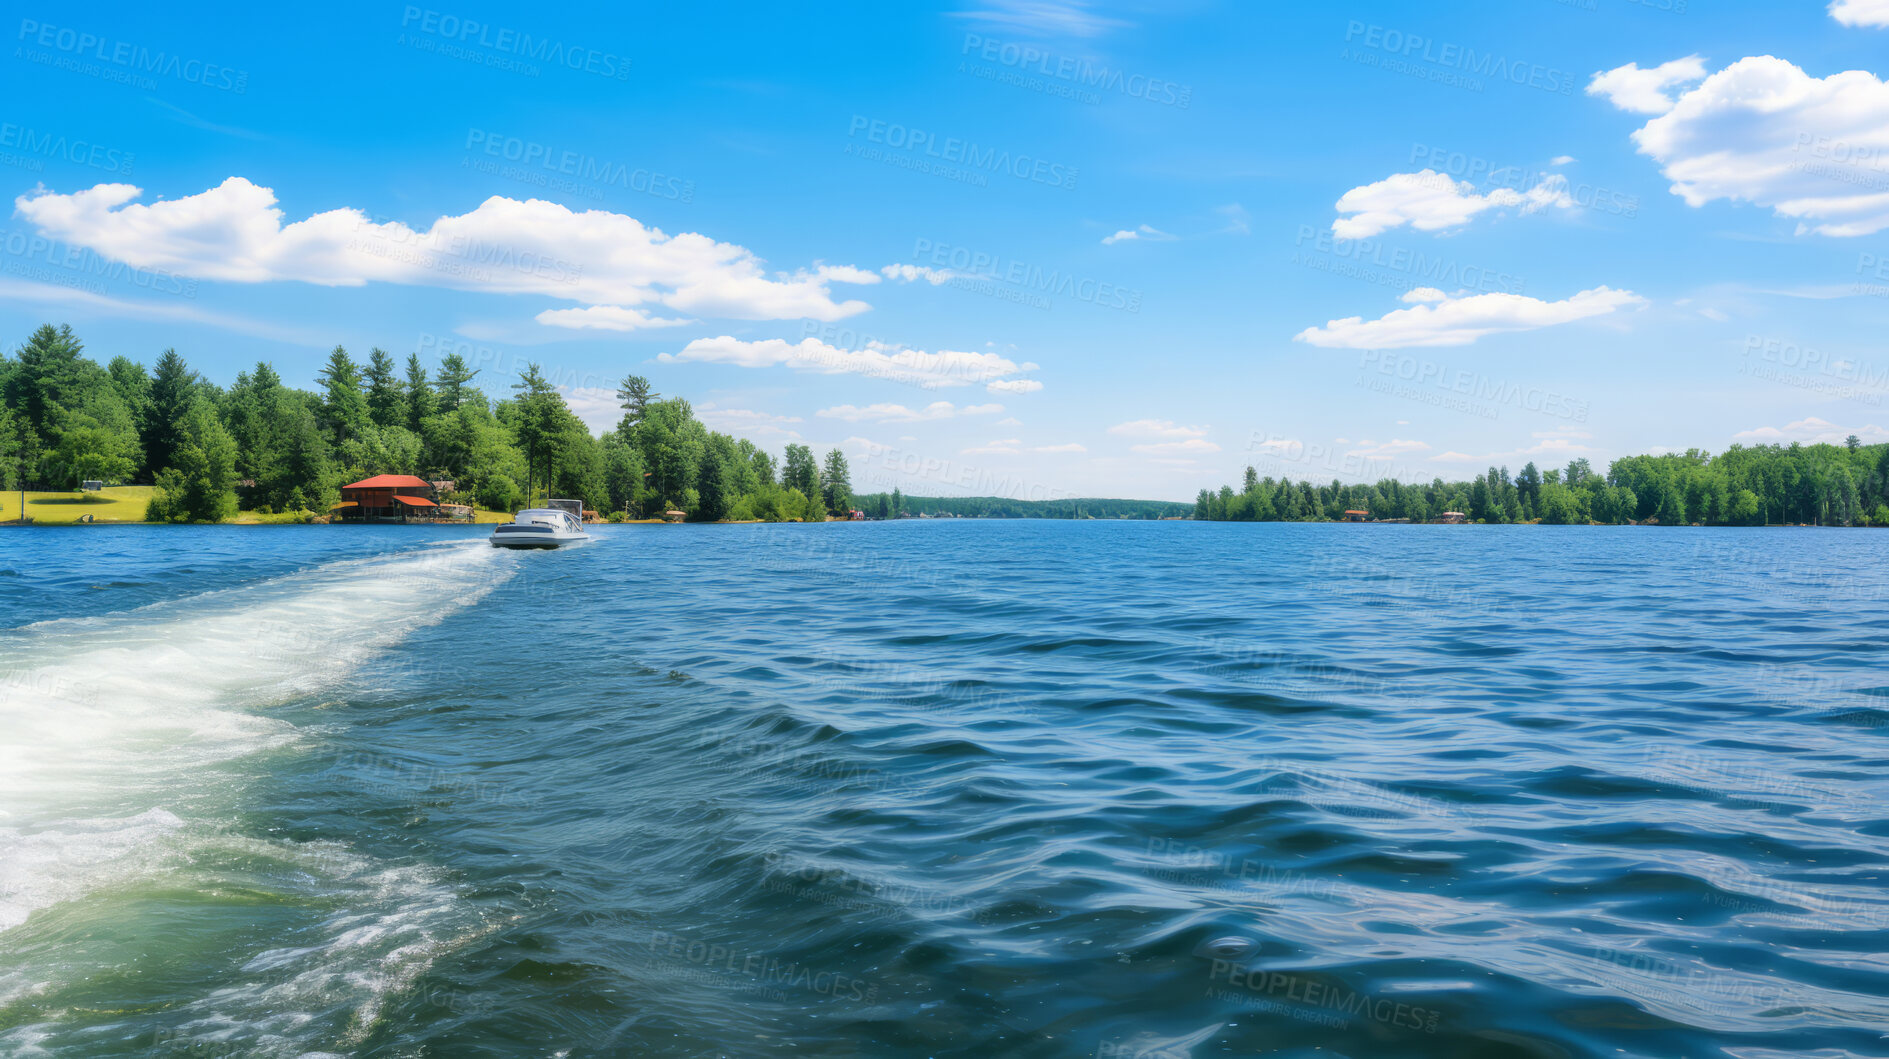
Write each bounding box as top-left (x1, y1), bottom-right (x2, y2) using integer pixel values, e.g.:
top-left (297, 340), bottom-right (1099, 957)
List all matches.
top-left (489, 500), bottom-right (591, 549)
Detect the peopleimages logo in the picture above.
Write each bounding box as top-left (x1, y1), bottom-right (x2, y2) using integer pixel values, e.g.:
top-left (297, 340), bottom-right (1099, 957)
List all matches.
top-left (398, 7), bottom-right (631, 80)
top-left (0, 121), bottom-right (133, 175)
top-left (464, 129), bottom-right (692, 202)
top-left (17, 18), bottom-right (248, 93)
top-left (1342, 21), bottom-right (1577, 94)
top-left (959, 33), bottom-right (1192, 108)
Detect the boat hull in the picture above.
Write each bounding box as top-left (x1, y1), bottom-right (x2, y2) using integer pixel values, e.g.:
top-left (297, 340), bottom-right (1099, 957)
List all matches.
top-left (489, 532), bottom-right (589, 549)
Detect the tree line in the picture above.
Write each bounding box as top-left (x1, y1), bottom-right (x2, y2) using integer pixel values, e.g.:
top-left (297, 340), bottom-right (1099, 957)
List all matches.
top-left (0, 323), bottom-right (863, 523)
top-left (1194, 444), bottom-right (1889, 526)
top-left (850, 492), bottom-right (1193, 519)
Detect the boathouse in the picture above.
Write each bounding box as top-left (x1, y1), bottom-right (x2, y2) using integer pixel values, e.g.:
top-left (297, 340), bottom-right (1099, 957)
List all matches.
top-left (1343, 509), bottom-right (1369, 522)
top-left (333, 474), bottom-right (439, 522)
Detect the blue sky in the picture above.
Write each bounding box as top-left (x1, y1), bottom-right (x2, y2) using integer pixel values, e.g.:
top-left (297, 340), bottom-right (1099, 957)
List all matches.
top-left (4, 0), bottom-right (1889, 500)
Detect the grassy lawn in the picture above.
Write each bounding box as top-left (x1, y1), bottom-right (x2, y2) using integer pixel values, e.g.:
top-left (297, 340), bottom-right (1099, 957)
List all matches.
top-left (0, 486), bottom-right (154, 523)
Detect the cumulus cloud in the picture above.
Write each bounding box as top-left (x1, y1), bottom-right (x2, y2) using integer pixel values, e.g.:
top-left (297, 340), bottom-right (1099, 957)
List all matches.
top-left (13, 177), bottom-right (878, 326)
top-left (985, 378), bottom-right (1043, 394)
top-left (558, 386), bottom-right (625, 433)
top-left (1596, 55), bottom-right (1889, 236)
top-left (1434, 451), bottom-right (1480, 462)
top-left (533, 306), bottom-right (695, 332)
top-left (657, 336), bottom-right (1037, 390)
top-left (1102, 224), bottom-right (1176, 245)
top-left (1035, 442), bottom-right (1086, 453)
top-left (698, 404), bottom-right (805, 439)
top-left (881, 264), bottom-right (957, 284)
top-left (1586, 55), bottom-right (1708, 114)
top-left (1108, 419), bottom-right (1209, 439)
top-left (1331, 169), bottom-right (1575, 238)
top-left (1348, 439), bottom-right (1431, 458)
top-left (1830, 0), bottom-right (1889, 27)
top-left (1293, 286), bottom-right (1644, 348)
top-left (962, 438), bottom-right (1024, 455)
top-left (1520, 437), bottom-right (1594, 455)
top-left (1733, 416), bottom-right (1889, 443)
top-left (816, 401), bottom-right (1002, 422)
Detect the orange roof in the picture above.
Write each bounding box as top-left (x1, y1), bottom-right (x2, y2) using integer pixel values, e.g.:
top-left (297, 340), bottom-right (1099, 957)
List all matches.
top-left (391, 495), bottom-right (438, 507)
top-left (342, 474), bottom-right (431, 490)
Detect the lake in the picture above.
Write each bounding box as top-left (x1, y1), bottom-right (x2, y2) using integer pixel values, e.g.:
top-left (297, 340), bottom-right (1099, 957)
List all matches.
top-left (1, 521), bottom-right (1886, 1057)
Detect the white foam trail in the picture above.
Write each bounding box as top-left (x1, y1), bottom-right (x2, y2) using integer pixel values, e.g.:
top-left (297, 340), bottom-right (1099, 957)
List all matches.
top-left (0, 541), bottom-right (512, 934)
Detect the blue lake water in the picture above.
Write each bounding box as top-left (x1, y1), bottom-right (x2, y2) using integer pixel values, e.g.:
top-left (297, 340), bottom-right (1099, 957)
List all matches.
top-left (1, 521), bottom-right (1886, 1057)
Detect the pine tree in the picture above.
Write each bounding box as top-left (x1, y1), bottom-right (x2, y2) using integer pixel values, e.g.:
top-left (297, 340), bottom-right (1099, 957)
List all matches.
top-left (615, 374), bottom-right (657, 437)
top-left (433, 353), bottom-right (479, 412)
top-left (404, 353), bottom-right (437, 432)
top-left (821, 447), bottom-right (852, 516)
top-left (363, 348), bottom-right (403, 428)
top-left (316, 346), bottom-right (369, 444)
top-left (145, 348), bottom-right (199, 475)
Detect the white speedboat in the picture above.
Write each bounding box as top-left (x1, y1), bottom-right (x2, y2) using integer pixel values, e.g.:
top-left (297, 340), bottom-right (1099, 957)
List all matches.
top-left (489, 501), bottom-right (591, 549)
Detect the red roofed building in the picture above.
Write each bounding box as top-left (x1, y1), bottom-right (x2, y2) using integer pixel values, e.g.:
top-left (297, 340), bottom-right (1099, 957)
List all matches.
top-left (333, 474), bottom-right (438, 521)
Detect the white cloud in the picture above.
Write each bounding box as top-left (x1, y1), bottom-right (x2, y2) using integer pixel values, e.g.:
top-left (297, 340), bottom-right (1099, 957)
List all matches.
top-left (1434, 451), bottom-right (1481, 462)
top-left (1599, 56), bottom-right (1889, 236)
top-left (996, 417), bottom-right (1023, 426)
top-left (1216, 203), bottom-right (1251, 235)
top-left (962, 438), bottom-right (1024, 455)
top-left (698, 405), bottom-right (805, 439)
top-left (880, 263), bottom-right (957, 284)
top-left (1348, 439), bottom-right (1431, 458)
top-left (1331, 169), bottom-right (1573, 238)
top-left (1551, 155), bottom-right (1577, 166)
top-left (657, 336), bottom-right (1034, 389)
top-left (1520, 437), bottom-right (1594, 455)
top-left (986, 378), bottom-right (1043, 394)
top-left (816, 401), bottom-right (1001, 422)
top-left (558, 386), bottom-right (624, 434)
top-left (0, 277), bottom-right (324, 345)
top-left (1102, 224), bottom-right (1176, 245)
top-left (948, 0), bottom-right (1127, 38)
top-left (1733, 416), bottom-right (1889, 444)
top-left (533, 306), bottom-right (695, 332)
top-left (1132, 438), bottom-right (1221, 455)
top-left (1586, 55), bottom-right (1708, 115)
top-left (1035, 442), bottom-right (1086, 453)
top-left (1293, 286), bottom-right (1644, 348)
top-left (13, 177), bottom-right (877, 326)
top-left (1830, 0), bottom-right (1889, 27)
top-left (1108, 419), bottom-right (1209, 439)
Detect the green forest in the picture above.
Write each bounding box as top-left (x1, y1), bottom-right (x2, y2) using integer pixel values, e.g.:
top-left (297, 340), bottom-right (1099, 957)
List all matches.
top-left (1195, 443), bottom-right (1889, 526)
top-left (850, 493), bottom-right (1191, 519)
top-left (0, 323), bottom-right (861, 523)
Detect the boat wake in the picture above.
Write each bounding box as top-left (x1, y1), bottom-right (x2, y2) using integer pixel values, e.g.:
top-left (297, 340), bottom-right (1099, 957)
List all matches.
top-left (0, 542), bottom-right (511, 1049)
